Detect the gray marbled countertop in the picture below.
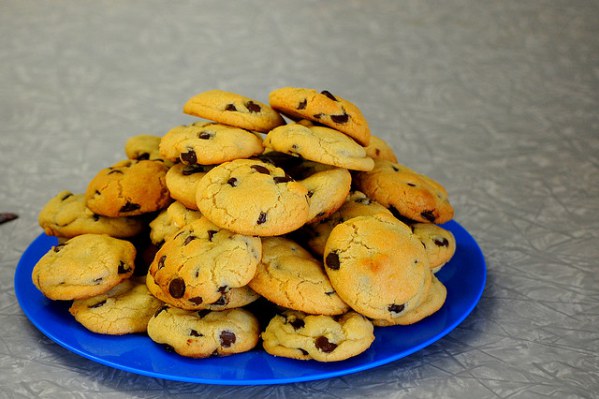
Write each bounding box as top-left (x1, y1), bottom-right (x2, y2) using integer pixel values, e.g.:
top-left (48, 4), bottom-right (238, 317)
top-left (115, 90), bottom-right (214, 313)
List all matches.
top-left (1, 1), bottom-right (598, 398)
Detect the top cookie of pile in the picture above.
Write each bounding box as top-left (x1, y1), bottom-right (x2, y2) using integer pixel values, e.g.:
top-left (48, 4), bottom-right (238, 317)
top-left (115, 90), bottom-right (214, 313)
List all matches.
top-left (269, 87), bottom-right (371, 146)
top-left (183, 89), bottom-right (285, 133)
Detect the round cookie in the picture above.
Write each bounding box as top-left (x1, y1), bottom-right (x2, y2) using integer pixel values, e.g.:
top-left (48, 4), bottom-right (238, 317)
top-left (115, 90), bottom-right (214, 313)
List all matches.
top-left (303, 191), bottom-right (393, 256)
top-left (195, 159), bottom-right (310, 236)
top-left (263, 121), bottom-right (374, 172)
top-left (372, 275), bottom-right (447, 326)
top-left (183, 89), bottom-right (285, 133)
top-left (411, 222), bottom-right (456, 273)
top-left (85, 159), bottom-right (171, 217)
top-left (159, 121), bottom-right (264, 166)
top-left (323, 213), bottom-right (431, 322)
top-left (354, 159), bottom-right (454, 224)
top-left (32, 234), bottom-right (136, 301)
top-left (146, 273), bottom-right (260, 311)
top-left (68, 277), bottom-right (163, 335)
top-left (148, 201), bottom-right (203, 246)
top-left (148, 217), bottom-right (262, 308)
top-left (147, 306), bottom-right (260, 358)
top-left (261, 310), bottom-right (375, 362)
top-left (298, 166), bottom-right (351, 224)
top-left (365, 135), bottom-right (398, 162)
top-left (38, 191), bottom-right (145, 239)
top-left (248, 237), bottom-right (349, 316)
top-left (268, 87), bottom-right (371, 146)
top-left (165, 163), bottom-right (212, 210)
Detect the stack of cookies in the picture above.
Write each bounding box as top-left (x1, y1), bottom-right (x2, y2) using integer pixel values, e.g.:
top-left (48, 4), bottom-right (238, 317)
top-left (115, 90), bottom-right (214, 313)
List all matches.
top-left (32, 87), bottom-right (457, 362)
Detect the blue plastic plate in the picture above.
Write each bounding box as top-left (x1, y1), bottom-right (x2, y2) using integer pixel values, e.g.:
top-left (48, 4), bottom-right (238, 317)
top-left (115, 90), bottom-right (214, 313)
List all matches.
top-left (14, 220), bottom-right (485, 385)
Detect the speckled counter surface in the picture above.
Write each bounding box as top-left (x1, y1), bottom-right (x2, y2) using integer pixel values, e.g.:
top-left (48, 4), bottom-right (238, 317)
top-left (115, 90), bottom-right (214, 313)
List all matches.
top-left (1, 1), bottom-right (598, 398)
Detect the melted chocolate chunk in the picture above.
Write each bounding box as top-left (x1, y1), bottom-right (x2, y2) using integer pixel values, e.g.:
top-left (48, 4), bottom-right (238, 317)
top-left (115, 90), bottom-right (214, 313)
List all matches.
top-left (297, 99), bottom-right (307, 110)
top-left (273, 175), bottom-right (293, 183)
top-left (184, 235), bottom-right (197, 245)
top-left (220, 330), bottom-right (236, 347)
top-left (299, 348), bottom-right (309, 355)
top-left (392, 165), bottom-right (400, 172)
top-left (168, 278), bottom-right (186, 298)
top-left (251, 165), bottom-right (271, 175)
top-left (420, 210), bottom-right (437, 223)
top-left (325, 251), bottom-right (340, 270)
top-left (120, 202), bottom-right (141, 213)
top-left (245, 101), bottom-right (261, 113)
top-left (189, 296), bottom-right (203, 305)
top-left (434, 237), bottom-right (449, 247)
top-left (157, 255), bottom-right (166, 270)
top-left (289, 318), bottom-right (305, 330)
top-left (227, 177), bottom-right (238, 187)
top-left (88, 300), bottom-right (106, 309)
top-left (407, 182), bottom-right (416, 187)
top-left (315, 336), bottom-right (337, 353)
top-left (312, 113), bottom-right (324, 119)
top-left (61, 192), bottom-right (74, 201)
top-left (207, 229), bottom-right (218, 241)
top-left (321, 90), bottom-right (337, 101)
top-left (388, 303), bottom-right (405, 314)
top-left (225, 103), bottom-right (237, 111)
top-left (198, 131), bottom-right (213, 140)
top-left (117, 261), bottom-right (131, 274)
top-left (256, 211), bottom-right (267, 225)
top-left (331, 113), bottom-right (349, 124)
top-left (189, 329), bottom-right (203, 337)
top-left (181, 149), bottom-right (197, 164)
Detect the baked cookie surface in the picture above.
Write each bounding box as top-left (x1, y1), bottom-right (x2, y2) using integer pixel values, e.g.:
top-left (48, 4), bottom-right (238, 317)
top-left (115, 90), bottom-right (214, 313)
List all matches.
top-left (124, 134), bottom-right (165, 162)
top-left (32, 234), bottom-right (136, 301)
top-left (148, 217), bottom-right (262, 308)
top-left (263, 121), bottom-right (374, 172)
top-left (195, 159), bottom-right (310, 236)
top-left (411, 222), bottom-right (456, 273)
top-left (248, 237), bottom-right (349, 315)
top-left (269, 87), bottom-right (371, 146)
top-left (68, 277), bottom-right (163, 335)
top-left (323, 213), bottom-right (431, 322)
top-left (298, 166), bottom-right (352, 224)
top-left (85, 159), bottom-right (171, 217)
top-left (148, 201), bottom-right (203, 246)
top-left (165, 163), bottom-right (212, 210)
top-left (147, 306), bottom-right (260, 358)
top-left (261, 310), bottom-right (375, 362)
top-left (183, 89), bottom-right (285, 133)
top-left (38, 191), bottom-right (145, 238)
top-left (354, 159), bottom-right (454, 224)
top-left (159, 121), bottom-right (264, 166)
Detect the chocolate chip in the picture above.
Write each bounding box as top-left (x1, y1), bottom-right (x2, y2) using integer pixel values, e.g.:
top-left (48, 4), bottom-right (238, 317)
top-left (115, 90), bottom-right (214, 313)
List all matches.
top-left (273, 175), bottom-right (293, 183)
top-left (325, 251), bottom-right (340, 270)
top-left (184, 235), bottom-right (197, 245)
top-left (315, 336), bottom-right (337, 353)
top-left (307, 190), bottom-right (314, 198)
top-left (198, 131), bottom-right (213, 140)
top-left (331, 113), bottom-right (349, 124)
top-left (154, 305), bottom-right (168, 317)
top-left (88, 300), bottom-right (106, 309)
top-left (375, 148), bottom-right (381, 156)
top-left (189, 329), bottom-right (203, 337)
top-left (53, 244), bottom-right (65, 252)
top-left (225, 103), bottom-right (237, 111)
top-left (434, 237), bottom-right (449, 247)
top-left (93, 277), bottom-right (104, 284)
top-left (321, 90), bottom-right (337, 101)
top-left (207, 230), bottom-right (218, 241)
top-left (388, 303), bottom-right (405, 314)
top-left (189, 296), bottom-right (203, 305)
top-left (212, 295), bottom-right (227, 306)
top-left (95, 190), bottom-right (101, 196)
top-left (220, 330), bottom-right (236, 347)
top-left (297, 99), bottom-right (307, 110)
top-left (251, 165), bottom-right (271, 174)
top-left (256, 211), bottom-right (267, 225)
top-left (227, 177), bottom-right (238, 187)
top-left (168, 278), bottom-right (186, 298)
top-left (299, 348), bottom-right (309, 355)
top-left (182, 164), bottom-right (207, 175)
top-left (246, 101), bottom-right (261, 113)
top-left (407, 182), bottom-right (416, 187)
top-left (107, 169), bottom-right (124, 175)
top-left (289, 318), bottom-right (305, 330)
top-left (420, 210), bottom-right (437, 222)
top-left (117, 261), bottom-right (131, 274)
top-left (157, 255), bottom-right (166, 270)
top-left (392, 165), bottom-right (400, 172)
top-left (181, 149), bottom-right (197, 164)
top-left (61, 192), bottom-right (74, 201)
top-left (120, 202), bottom-right (141, 213)
top-left (313, 113), bottom-right (323, 119)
